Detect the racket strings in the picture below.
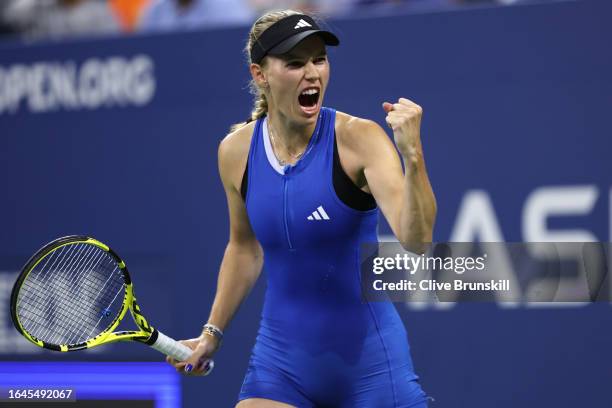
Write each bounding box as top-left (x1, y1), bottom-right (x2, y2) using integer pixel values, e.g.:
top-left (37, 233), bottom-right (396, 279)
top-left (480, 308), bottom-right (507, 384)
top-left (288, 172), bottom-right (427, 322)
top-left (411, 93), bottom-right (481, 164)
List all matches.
top-left (50, 248), bottom-right (123, 345)
top-left (16, 242), bottom-right (126, 346)
top-left (64, 263), bottom-right (122, 345)
top-left (39, 249), bottom-right (113, 345)
top-left (20, 244), bottom-right (93, 320)
top-left (20, 244), bottom-right (102, 341)
top-left (43, 247), bottom-right (110, 342)
top-left (19, 244), bottom-right (105, 343)
top-left (18, 244), bottom-right (88, 338)
top-left (22, 245), bottom-right (123, 345)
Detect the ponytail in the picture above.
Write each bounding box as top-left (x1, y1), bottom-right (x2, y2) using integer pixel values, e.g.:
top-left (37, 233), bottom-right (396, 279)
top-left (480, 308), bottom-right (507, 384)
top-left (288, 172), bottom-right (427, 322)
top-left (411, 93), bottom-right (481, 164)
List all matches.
top-left (230, 88), bottom-right (268, 133)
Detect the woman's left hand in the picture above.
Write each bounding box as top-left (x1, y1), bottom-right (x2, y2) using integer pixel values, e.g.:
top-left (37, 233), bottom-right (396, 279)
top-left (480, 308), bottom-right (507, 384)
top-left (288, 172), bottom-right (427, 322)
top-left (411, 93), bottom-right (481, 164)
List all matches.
top-left (382, 98), bottom-right (423, 164)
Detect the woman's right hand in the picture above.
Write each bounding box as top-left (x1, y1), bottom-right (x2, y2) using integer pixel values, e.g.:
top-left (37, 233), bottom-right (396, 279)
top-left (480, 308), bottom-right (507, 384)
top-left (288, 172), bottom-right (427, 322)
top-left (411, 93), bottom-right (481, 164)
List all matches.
top-left (165, 334), bottom-right (220, 376)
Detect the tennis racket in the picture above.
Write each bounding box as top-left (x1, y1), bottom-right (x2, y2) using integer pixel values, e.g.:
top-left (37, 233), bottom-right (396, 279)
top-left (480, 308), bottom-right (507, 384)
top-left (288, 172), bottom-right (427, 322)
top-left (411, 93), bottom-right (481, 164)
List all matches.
top-left (10, 235), bottom-right (213, 374)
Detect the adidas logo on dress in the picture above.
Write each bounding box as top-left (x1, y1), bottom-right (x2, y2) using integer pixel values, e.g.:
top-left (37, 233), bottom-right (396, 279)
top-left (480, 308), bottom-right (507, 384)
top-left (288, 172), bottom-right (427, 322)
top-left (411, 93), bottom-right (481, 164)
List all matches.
top-left (307, 206), bottom-right (330, 221)
top-left (294, 19), bottom-right (312, 29)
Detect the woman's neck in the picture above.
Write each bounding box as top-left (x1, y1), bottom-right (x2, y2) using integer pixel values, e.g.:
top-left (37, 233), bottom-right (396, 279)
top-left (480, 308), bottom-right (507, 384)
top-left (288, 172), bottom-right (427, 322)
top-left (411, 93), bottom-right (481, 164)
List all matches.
top-left (266, 111), bottom-right (316, 154)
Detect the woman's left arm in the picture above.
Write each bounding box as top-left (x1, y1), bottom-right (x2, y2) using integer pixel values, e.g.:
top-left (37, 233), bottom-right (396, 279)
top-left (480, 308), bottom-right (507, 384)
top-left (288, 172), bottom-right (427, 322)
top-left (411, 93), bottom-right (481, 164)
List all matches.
top-left (352, 97), bottom-right (437, 250)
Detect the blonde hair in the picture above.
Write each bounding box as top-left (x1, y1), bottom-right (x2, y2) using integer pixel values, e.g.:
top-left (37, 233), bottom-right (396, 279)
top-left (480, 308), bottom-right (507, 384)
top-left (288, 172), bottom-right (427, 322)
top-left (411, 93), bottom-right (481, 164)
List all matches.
top-left (230, 9), bottom-right (302, 133)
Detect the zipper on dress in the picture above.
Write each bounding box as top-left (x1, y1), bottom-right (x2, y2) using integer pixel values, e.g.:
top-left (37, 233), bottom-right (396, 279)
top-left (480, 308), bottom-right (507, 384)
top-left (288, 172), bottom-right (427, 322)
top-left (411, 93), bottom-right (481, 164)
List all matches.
top-left (282, 170), bottom-right (294, 250)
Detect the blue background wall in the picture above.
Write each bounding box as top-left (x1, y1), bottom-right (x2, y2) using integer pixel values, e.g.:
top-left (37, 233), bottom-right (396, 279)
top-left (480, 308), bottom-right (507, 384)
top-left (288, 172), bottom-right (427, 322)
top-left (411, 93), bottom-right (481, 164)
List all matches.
top-left (1, 0), bottom-right (610, 406)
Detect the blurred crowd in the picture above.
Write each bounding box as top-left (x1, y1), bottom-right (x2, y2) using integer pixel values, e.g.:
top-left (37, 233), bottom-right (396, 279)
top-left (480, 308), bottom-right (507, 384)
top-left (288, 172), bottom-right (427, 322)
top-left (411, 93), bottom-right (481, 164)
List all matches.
top-left (0, 0), bottom-right (550, 42)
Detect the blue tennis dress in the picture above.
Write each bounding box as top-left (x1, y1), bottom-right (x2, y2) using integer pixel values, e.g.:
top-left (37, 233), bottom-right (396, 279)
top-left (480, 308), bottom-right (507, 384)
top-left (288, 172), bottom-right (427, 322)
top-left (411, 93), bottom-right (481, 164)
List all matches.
top-left (239, 107), bottom-right (428, 407)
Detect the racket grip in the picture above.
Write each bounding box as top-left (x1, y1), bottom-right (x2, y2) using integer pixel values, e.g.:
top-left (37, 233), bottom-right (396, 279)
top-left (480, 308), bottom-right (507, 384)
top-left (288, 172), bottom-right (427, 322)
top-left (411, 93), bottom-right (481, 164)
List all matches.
top-left (151, 331), bottom-right (214, 375)
top-left (151, 331), bottom-right (192, 360)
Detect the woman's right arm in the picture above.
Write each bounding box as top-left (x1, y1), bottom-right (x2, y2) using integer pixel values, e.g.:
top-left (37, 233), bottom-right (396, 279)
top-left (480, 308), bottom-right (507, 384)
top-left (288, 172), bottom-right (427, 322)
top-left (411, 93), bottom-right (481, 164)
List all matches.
top-left (207, 133), bottom-right (263, 333)
top-left (169, 128), bottom-right (263, 375)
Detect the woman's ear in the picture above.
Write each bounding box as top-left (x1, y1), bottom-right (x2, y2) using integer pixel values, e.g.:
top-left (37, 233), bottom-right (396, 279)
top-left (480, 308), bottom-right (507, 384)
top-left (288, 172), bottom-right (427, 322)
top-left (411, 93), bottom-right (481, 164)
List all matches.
top-left (250, 63), bottom-right (268, 89)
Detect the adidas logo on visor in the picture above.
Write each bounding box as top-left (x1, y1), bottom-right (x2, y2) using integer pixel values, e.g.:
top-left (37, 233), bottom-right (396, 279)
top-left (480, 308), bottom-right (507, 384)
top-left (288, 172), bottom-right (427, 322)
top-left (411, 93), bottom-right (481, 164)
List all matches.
top-left (294, 19), bottom-right (312, 29)
top-left (307, 206), bottom-right (330, 221)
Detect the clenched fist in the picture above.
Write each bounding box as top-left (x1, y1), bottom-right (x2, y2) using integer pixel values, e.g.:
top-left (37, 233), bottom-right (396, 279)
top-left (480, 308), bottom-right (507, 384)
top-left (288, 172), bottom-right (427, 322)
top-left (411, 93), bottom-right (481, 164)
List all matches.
top-left (382, 97), bottom-right (423, 164)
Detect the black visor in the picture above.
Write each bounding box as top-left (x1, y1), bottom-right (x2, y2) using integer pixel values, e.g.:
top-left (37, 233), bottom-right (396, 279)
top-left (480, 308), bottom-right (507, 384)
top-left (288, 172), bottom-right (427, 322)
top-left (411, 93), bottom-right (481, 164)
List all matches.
top-left (250, 14), bottom-right (339, 64)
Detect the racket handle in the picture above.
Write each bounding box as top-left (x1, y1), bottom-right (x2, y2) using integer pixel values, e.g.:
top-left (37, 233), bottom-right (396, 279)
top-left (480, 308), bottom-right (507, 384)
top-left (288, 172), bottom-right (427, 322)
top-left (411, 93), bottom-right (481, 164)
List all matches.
top-left (151, 331), bottom-right (215, 375)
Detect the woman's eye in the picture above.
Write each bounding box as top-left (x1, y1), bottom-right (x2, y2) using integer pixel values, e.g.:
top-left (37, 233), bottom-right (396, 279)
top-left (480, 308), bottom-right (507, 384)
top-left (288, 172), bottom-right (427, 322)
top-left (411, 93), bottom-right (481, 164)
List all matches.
top-left (287, 61), bottom-right (303, 68)
top-left (315, 57), bottom-right (327, 64)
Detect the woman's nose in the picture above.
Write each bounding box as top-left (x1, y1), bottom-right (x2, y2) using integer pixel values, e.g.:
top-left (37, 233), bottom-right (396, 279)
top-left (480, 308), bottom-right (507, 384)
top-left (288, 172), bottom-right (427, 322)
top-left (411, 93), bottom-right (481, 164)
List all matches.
top-left (304, 61), bottom-right (319, 80)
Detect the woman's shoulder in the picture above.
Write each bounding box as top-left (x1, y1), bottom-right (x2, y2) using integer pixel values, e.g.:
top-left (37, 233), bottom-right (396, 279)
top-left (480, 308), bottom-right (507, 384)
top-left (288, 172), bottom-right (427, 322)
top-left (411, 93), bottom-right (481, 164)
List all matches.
top-left (334, 110), bottom-right (388, 151)
top-left (218, 121), bottom-right (256, 189)
top-left (219, 120), bottom-right (257, 163)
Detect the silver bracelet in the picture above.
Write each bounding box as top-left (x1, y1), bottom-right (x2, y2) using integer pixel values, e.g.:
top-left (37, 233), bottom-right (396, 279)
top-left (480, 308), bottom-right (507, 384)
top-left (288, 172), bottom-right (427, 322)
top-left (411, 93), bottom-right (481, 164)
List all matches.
top-left (202, 323), bottom-right (223, 344)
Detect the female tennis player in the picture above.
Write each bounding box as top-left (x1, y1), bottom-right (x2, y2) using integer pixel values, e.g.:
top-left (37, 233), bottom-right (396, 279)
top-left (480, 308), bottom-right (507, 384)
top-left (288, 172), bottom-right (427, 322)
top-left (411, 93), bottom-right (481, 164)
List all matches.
top-left (167, 9), bottom-right (437, 408)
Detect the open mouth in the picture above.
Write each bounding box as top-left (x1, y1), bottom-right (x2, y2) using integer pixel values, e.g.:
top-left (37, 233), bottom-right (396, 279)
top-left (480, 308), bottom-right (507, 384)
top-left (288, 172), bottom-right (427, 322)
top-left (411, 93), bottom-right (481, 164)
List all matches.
top-left (298, 88), bottom-right (320, 110)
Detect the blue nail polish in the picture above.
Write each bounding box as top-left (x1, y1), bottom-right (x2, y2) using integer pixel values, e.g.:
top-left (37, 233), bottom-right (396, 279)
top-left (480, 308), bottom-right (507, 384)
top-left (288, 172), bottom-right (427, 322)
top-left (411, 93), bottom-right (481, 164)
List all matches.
top-left (184, 364), bottom-right (193, 372)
